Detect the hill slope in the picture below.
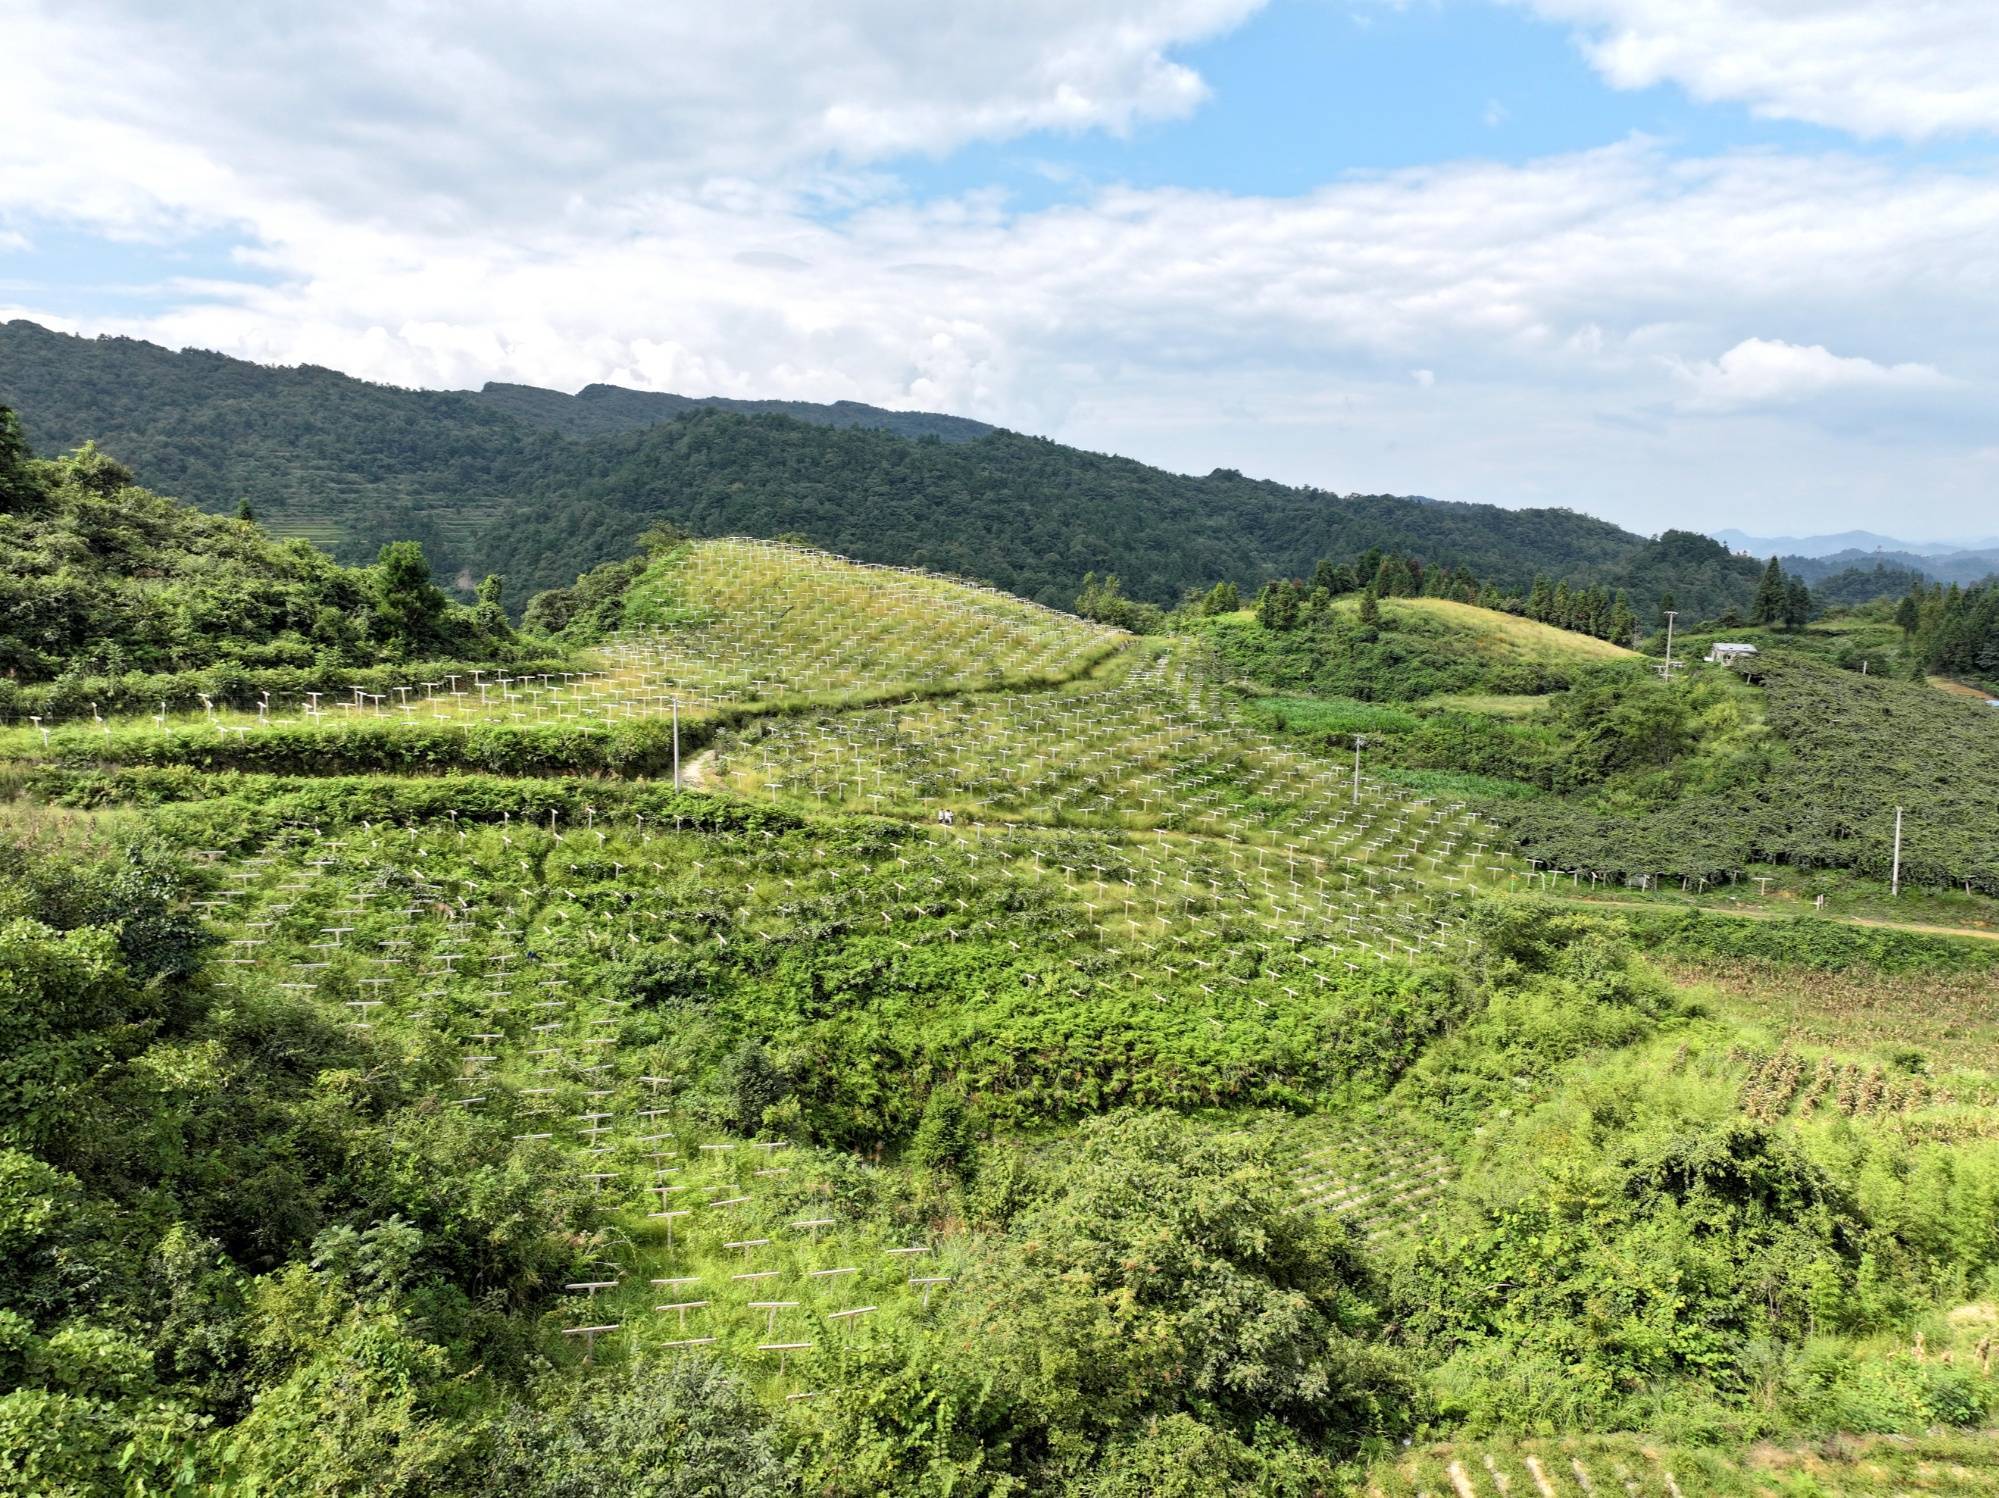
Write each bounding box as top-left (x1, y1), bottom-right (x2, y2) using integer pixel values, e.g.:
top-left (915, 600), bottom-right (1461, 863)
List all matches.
top-left (0, 425), bottom-right (514, 682)
top-left (2, 319), bottom-right (1750, 617)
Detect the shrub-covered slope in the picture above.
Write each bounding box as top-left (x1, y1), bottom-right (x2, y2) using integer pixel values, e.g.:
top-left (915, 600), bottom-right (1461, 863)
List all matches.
top-left (0, 414), bottom-right (515, 681)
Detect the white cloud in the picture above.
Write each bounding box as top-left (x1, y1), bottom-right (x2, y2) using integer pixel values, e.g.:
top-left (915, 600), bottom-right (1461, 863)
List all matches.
top-left (1522, 0), bottom-right (1999, 140)
top-left (0, 0), bottom-right (1263, 238)
top-left (1671, 338), bottom-right (1955, 413)
top-left (1, 3), bottom-right (1996, 535)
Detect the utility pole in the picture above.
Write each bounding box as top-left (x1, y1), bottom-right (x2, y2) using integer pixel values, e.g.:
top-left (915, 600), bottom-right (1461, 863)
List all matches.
top-left (672, 697), bottom-right (681, 792)
top-left (1352, 734), bottom-right (1365, 805)
top-left (1891, 805), bottom-right (1903, 897)
top-left (1662, 610), bottom-right (1678, 681)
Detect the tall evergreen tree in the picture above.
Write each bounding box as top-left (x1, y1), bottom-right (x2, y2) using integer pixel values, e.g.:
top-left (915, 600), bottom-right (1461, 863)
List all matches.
top-left (371, 540), bottom-right (451, 656)
top-left (1609, 593), bottom-right (1638, 646)
top-left (1781, 577), bottom-right (1811, 631)
top-left (0, 406), bottom-right (40, 513)
top-left (1751, 557), bottom-right (1786, 625)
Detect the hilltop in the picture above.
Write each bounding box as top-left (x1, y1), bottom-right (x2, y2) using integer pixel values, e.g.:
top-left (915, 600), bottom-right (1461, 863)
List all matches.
top-left (463, 379), bottom-right (992, 443)
top-left (3, 319), bottom-right (1793, 617)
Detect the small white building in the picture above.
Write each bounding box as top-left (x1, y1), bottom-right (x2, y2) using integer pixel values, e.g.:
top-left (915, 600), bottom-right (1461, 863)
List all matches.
top-left (1706, 642), bottom-right (1759, 666)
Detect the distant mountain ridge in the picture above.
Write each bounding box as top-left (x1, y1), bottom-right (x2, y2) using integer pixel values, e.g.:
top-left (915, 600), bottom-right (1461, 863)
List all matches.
top-left (0, 319), bottom-right (1882, 620)
top-left (463, 380), bottom-right (993, 443)
top-left (1710, 527), bottom-right (1999, 589)
top-left (1717, 525), bottom-right (1999, 557)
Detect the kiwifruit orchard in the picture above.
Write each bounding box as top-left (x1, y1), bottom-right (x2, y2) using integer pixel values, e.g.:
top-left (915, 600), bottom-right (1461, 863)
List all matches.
top-left (3, 464), bottom-right (1998, 1495)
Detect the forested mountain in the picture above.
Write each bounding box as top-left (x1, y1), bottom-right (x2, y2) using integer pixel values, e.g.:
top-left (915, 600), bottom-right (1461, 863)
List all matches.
top-left (1592, 529), bottom-right (1767, 624)
top-left (5, 319), bottom-right (1760, 617)
top-left (1808, 561), bottom-right (1930, 607)
top-left (487, 413), bottom-right (1648, 608)
top-left (464, 380), bottom-right (992, 443)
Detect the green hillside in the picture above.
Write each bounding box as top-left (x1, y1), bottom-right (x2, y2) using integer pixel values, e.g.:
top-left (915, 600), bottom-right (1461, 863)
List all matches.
top-left (3, 320), bottom-right (1753, 615)
top-left (1, 484), bottom-right (1997, 1493)
top-left (1204, 587), bottom-right (1999, 901)
top-left (0, 415), bottom-right (524, 689)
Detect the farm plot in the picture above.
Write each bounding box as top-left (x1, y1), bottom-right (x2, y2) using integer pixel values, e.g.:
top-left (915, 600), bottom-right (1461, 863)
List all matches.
top-left (715, 641), bottom-right (1517, 910)
top-left (599, 536), bottom-right (1125, 710)
top-left (3, 537), bottom-right (1122, 740)
top-left (1276, 1114), bottom-right (1456, 1243)
top-left (197, 802), bottom-right (1472, 1154)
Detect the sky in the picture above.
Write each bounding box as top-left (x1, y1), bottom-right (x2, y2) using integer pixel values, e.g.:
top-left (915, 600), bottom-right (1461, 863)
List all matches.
top-left (3, 0), bottom-right (1997, 540)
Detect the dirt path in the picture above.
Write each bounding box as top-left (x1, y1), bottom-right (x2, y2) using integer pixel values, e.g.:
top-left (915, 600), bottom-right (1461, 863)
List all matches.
top-left (679, 748), bottom-right (716, 791)
top-left (1558, 894), bottom-right (1999, 944)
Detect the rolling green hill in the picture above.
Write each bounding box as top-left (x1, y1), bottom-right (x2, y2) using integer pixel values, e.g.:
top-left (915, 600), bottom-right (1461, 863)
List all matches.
top-left (2, 320), bottom-right (1759, 616)
top-left (0, 493), bottom-right (1996, 1493)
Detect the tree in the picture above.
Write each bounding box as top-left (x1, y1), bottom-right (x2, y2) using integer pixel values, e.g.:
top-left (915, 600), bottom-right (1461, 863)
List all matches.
top-left (716, 1041), bottom-right (789, 1134)
top-left (1782, 577), bottom-right (1812, 631)
top-left (370, 540), bottom-right (450, 655)
top-left (1310, 558), bottom-right (1354, 596)
top-left (474, 573), bottom-right (511, 639)
top-left (1526, 576), bottom-right (1554, 622)
top-left (1357, 585), bottom-right (1382, 627)
top-left (1609, 593), bottom-right (1638, 646)
top-left (1075, 573), bottom-right (1164, 633)
top-left (0, 407), bottom-right (39, 513)
top-left (1200, 580), bottom-right (1240, 616)
top-left (1895, 590), bottom-right (1920, 637)
top-left (234, 498), bottom-right (256, 522)
top-left (1752, 557), bottom-right (1786, 626)
top-left (1264, 579), bottom-right (1296, 629)
top-left (959, 1112), bottom-right (1411, 1449)
top-left (1256, 579), bottom-right (1300, 631)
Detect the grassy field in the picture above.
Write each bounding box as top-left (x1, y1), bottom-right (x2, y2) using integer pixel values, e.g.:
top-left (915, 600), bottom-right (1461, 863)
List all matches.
top-left (1383, 596), bottom-right (1636, 663)
top-left (1672, 957), bottom-right (1999, 1073)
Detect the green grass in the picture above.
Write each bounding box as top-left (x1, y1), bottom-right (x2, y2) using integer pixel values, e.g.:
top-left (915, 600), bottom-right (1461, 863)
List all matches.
top-left (1383, 595), bottom-right (1636, 662)
top-left (1366, 1429), bottom-right (1999, 1496)
top-left (1421, 692), bottom-right (1550, 717)
top-left (1249, 695), bottom-right (1421, 736)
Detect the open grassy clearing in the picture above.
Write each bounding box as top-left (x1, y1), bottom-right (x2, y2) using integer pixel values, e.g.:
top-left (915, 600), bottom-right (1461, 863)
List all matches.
top-left (1673, 958), bottom-right (1999, 1074)
top-left (1381, 596), bottom-right (1637, 663)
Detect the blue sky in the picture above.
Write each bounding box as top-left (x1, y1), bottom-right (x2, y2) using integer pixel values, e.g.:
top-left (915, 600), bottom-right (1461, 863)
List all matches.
top-left (893, 0), bottom-right (1915, 205)
top-left (3, 0), bottom-right (1997, 537)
